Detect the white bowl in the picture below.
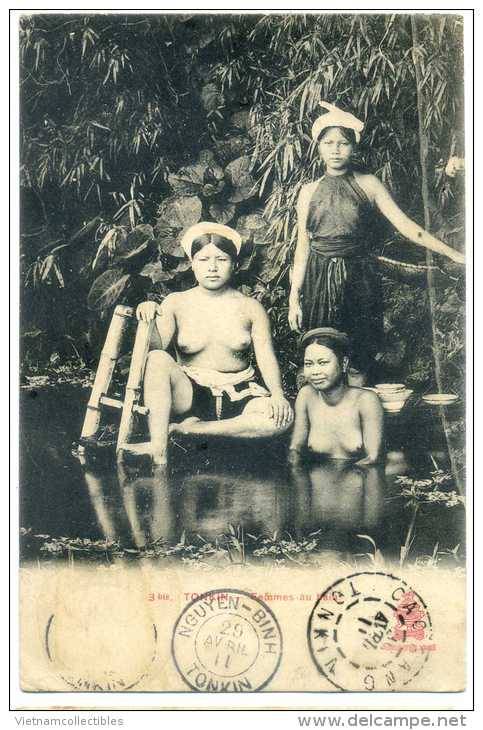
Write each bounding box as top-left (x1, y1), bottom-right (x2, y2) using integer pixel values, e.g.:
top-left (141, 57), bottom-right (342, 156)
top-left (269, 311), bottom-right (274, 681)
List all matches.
top-left (377, 388), bottom-right (413, 403)
top-left (383, 401), bottom-right (406, 412)
top-left (375, 383), bottom-right (405, 392)
top-left (422, 393), bottom-right (458, 406)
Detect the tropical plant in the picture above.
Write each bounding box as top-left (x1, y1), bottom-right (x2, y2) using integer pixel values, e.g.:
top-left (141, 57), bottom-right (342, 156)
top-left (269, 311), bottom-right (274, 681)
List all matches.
top-left (20, 13), bottom-right (465, 478)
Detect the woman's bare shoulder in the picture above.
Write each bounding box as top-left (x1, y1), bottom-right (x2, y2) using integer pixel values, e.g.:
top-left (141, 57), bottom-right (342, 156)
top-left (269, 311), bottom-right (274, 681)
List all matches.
top-left (353, 172), bottom-right (385, 197)
top-left (159, 290), bottom-right (189, 311)
top-left (296, 384), bottom-right (314, 403)
top-left (353, 386), bottom-right (383, 410)
top-left (241, 293), bottom-right (268, 318)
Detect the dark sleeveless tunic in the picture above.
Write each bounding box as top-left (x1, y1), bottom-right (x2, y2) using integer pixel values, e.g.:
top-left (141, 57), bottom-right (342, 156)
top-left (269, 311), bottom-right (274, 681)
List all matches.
top-left (301, 172), bottom-right (384, 372)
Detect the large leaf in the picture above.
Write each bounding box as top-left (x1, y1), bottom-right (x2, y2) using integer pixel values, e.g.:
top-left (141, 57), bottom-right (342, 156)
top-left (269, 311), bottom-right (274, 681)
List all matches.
top-left (201, 181), bottom-right (225, 197)
top-left (155, 220), bottom-right (186, 258)
top-left (87, 268), bottom-right (130, 311)
top-left (205, 164), bottom-right (224, 182)
top-left (209, 202), bottom-right (236, 224)
top-left (214, 135), bottom-right (251, 164)
top-left (236, 212), bottom-right (269, 245)
top-left (157, 195), bottom-right (202, 229)
top-left (226, 156), bottom-right (257, 202)
top-left (168, 165), bottom-right (206, 195)
top-left (201, 83), bottom-right (223, 113)
top-left (139, 262), bottom-right (174, 283)
top-left (172, 259), bottom-right (192, 275)
top-left (114, 224), bottom-right (153, 261)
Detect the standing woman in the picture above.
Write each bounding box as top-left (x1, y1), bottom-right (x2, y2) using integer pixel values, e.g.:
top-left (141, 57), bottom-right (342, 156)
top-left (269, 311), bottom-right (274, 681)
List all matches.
top-left (288, 102), bottom-right (465, 381)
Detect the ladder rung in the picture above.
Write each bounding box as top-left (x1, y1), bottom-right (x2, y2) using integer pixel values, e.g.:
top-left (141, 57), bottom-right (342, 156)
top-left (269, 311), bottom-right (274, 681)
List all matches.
top-left (117, 441), bottom-right (152, 455)
top-left (99, 395), bottom-right (149, 416)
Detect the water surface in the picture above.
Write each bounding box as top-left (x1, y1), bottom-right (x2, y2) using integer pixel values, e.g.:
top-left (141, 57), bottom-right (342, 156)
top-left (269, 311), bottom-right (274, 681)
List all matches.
top-left (20, 384), bottom-right (464, 565)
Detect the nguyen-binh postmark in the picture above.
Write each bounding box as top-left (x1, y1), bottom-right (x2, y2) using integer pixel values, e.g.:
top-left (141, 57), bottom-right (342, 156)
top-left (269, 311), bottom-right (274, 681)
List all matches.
top-left (308, 571), bottom-right (434, 691)
top-left (172, 588), bottom-right (283, 691)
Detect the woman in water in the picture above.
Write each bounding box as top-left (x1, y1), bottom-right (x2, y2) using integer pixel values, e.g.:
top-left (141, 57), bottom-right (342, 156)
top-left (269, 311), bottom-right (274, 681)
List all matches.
top-left (288, 102), bottom-right (465, 381)
top-left (289, 328), bottom-right (383, 466)
top-left (136, 222), bottom-right (293, 466)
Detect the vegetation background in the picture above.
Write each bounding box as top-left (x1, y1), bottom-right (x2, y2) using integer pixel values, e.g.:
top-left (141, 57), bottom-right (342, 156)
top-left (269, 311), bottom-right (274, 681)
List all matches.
top-left (19, 13), bottom-right (465, 474)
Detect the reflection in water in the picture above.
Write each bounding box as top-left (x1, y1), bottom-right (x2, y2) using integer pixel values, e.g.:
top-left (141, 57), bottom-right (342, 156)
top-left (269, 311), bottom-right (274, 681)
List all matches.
top-left (19, 384), bottom-right (464, 563)
top-left (116, 462), bottom-right (178, 549)
top-left (75, 451), bottom-right (388, 558)
top-left (289, 459), bottom-right (385, 557)
top-left (293, 461), bottom-right (384, 531)
top-left (179, 469), bottom-right (289, 540)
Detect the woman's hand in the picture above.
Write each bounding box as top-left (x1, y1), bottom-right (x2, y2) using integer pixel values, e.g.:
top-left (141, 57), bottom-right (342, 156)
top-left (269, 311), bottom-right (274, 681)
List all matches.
top-left (267, 393), bottom-right (293, 429)
top-left (354, 456), bottom-right (380, 468)
top-left (136, 301), bottom-right (159, 322)
top-left (288, 297), bottom-right (303, 333)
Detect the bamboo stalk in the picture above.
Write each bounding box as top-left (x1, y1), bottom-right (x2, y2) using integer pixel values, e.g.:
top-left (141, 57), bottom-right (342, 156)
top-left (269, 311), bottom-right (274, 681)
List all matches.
top-left (80, 305), bottom-right (134, 443)
top-left (410, 16), bottom-right (463, 493)
top-left (117, 318), bottom-right (154, 452)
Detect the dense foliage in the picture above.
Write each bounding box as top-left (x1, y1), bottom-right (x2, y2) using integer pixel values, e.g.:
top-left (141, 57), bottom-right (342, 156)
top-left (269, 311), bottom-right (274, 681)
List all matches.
top-left (20, 13), bottom-right (465, 404)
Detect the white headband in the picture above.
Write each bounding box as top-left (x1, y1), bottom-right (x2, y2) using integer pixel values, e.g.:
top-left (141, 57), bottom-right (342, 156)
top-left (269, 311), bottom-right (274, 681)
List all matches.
top-left (180, 222), bottom-right (243, 259)
top-left (312, 101), bottom-right (364, 144)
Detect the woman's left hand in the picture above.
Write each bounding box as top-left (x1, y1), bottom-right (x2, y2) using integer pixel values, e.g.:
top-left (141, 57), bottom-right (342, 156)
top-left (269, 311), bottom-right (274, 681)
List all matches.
top-left (267, 394), bottom-right (293, 429)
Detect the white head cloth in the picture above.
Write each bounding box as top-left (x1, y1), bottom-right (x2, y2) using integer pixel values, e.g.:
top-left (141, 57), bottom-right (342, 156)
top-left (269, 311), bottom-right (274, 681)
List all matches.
top-left (312, 101), bottom-right (364, 144)
top-left (180, 222), bottom-right (243, 259)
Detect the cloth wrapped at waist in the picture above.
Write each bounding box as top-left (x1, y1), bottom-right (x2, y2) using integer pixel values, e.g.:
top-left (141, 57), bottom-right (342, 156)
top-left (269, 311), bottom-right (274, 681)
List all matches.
top-left (305, 237), bottom-right (370, 321)
top-left (309, 235), bottom-right (367, 259)
top-left (179, 364), bottom-right (269, 419)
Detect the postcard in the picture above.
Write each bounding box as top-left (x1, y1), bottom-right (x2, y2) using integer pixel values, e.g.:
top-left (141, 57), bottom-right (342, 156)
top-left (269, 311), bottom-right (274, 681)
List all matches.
top-left (14, 7), bottom-right (472, 714)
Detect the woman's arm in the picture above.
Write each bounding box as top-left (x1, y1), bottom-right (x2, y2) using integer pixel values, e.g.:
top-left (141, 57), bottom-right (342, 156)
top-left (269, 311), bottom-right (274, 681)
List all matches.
top-left (288, 388), bottom-right (310, 462)
top-left (356, 390), bottom-right (384, 466)
top-left (136, 294), bottom-right (177, 350)
top-left (250, 300), bottom-right (293, 428)
top-left (366, 175), bottom-right (464, 264)
top-left (288, 184), bottom-right (315, 331)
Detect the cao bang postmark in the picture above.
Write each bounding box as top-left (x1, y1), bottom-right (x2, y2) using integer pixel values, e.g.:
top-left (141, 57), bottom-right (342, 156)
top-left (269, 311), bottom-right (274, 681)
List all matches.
top-left (308, 571), bottom-right (433, 692)
top-left (172, 588), bottom-right (283, 691)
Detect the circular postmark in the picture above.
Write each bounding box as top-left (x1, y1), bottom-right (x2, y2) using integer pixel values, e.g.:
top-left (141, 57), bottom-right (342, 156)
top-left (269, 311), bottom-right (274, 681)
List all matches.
top-left (308, 571), bottom-right (433, 692)
top-left (45, 614), bottom-right (158, 691)
top-left (172, 588), bottom-right (283, 692)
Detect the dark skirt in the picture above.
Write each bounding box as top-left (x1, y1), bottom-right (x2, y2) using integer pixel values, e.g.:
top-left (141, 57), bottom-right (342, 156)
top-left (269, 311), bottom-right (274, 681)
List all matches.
top-left (301, 252), bottom-right (384, 373)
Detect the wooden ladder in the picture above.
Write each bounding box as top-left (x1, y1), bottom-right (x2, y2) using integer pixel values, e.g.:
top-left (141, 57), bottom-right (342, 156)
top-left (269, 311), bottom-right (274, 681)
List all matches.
top-left (79, 304), bottom-right (154, 455)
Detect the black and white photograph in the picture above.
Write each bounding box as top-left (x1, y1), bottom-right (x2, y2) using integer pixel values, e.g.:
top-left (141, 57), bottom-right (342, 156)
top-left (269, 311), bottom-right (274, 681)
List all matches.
top-left (12, 7), bottom-right (472, 714)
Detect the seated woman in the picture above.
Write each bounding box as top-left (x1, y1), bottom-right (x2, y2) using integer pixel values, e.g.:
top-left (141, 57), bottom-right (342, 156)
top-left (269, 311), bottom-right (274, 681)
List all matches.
top-left (289, 328), bottom-right (383, 466)
top-left (136, 221), bottom-right (293, 466)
